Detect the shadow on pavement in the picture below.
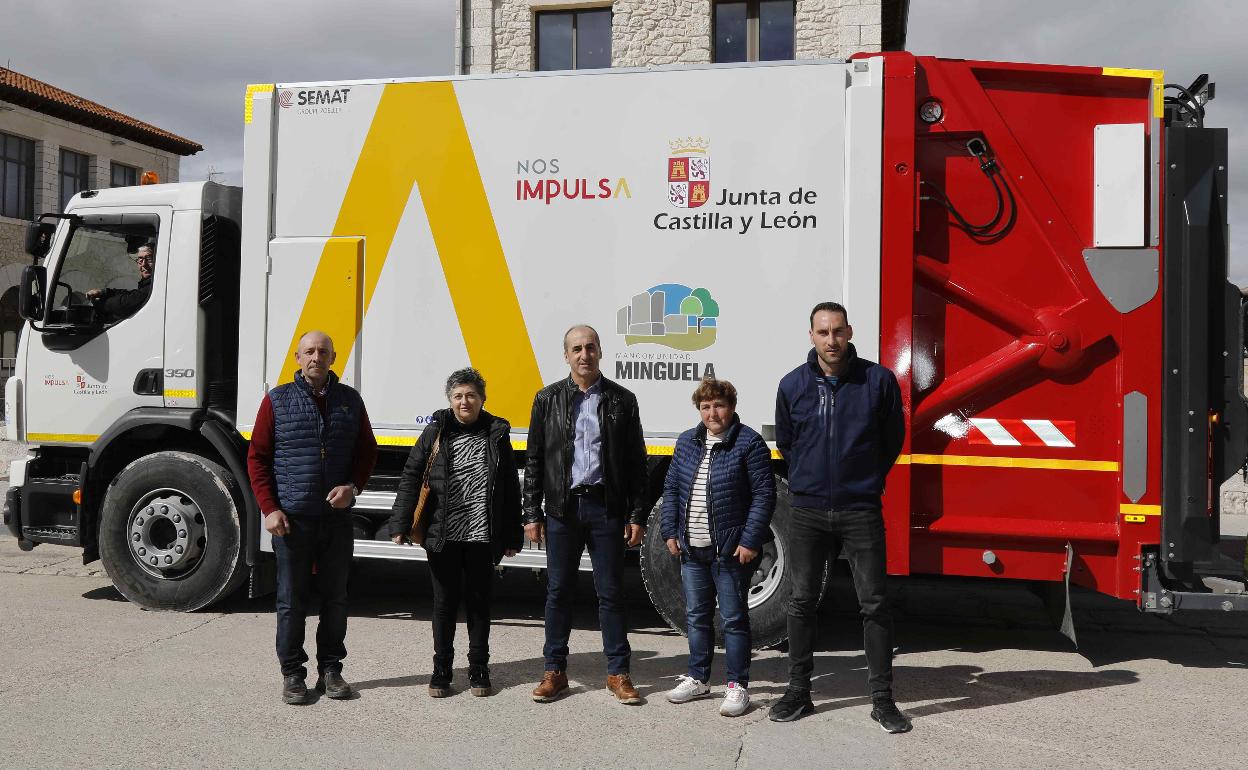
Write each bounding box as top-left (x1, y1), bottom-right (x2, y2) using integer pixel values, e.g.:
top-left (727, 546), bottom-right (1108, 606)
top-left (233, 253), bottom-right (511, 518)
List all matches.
top-left (81, 585), bottom-right (126, 602)
top-left (818, 574), bottom-right (1248, 670)
top-left (81, 556), bottom-right (1248, 675)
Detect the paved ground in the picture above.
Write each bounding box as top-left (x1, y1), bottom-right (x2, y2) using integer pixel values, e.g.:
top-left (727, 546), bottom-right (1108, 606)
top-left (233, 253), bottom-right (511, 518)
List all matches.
top-left (3, 437), bottom-right (1248, 768)
top-left (2, 530), bottom-right (1246, 770)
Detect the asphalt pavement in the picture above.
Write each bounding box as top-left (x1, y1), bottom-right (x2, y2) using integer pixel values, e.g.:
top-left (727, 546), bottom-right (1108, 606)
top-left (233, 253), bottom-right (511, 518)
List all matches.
top-left (2, 529), bottom-right (1247, 770)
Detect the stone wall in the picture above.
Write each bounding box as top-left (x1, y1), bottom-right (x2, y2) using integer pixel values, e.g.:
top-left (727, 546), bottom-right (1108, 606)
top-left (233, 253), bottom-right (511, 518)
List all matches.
top-left (0, 221), bottom-right (24, 271)
top-left (456, 0), bottom-right (886, 74)
top-left (797, 0), bottom-right (884, 60)
top-left (493, 0), bottom-right (537, 74)
top-left (611, 1), bottom-right (712, 68)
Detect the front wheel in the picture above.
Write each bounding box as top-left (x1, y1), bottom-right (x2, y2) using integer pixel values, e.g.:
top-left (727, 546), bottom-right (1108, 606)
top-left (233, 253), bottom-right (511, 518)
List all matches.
top-left (98, 451), bottom-right (246, 611)
top-left (640, 476), bottom-right (817, 649)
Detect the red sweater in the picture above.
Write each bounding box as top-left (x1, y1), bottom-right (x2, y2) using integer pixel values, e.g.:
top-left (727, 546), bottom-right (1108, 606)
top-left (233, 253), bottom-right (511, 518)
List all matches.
top-left (247, 391), bottom-right (378, 515)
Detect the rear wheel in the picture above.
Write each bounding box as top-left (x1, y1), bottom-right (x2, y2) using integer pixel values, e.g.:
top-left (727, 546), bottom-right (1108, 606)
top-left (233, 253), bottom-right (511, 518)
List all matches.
top-left (98, 451), bottom-right (246, 611)
top-left (640, 476), bottom-right (818, 648)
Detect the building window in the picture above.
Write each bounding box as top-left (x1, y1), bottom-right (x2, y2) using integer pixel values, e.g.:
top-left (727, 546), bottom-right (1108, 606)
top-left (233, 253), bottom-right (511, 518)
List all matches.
top-left (110, 162), bottom-right (138, 188)
top-left (713, 0), bottom-right (795, 63)
top-left (535, 8), bottom-right (611, 71)
top-left (60, 149), bottom-right (91, 211)
top-left (0, 132), bottom-right (35, 220)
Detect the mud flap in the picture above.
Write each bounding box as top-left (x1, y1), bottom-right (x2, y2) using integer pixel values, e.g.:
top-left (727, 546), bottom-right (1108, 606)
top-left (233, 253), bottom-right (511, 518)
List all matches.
top-left (249, 559), bottom-right (276, 599)
top-left (1058, 542), bottom-right (1078, 647)
top-left (1036, 542), bottom-right (1078, 646)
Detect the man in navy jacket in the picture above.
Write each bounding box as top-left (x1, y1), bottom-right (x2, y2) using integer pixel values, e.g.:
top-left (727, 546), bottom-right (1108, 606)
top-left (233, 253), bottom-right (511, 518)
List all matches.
top-left (767, 302), bottom-right (911, 733)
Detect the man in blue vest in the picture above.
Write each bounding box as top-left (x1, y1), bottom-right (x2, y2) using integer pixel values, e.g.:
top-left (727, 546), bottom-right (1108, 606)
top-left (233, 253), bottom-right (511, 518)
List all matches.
top-left (248, 330), bottom-right (377, 705)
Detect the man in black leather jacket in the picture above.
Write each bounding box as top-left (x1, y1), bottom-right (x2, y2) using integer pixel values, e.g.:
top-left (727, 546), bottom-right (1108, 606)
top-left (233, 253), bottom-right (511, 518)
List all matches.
top-left (524, 324), bottom-right (648, 705)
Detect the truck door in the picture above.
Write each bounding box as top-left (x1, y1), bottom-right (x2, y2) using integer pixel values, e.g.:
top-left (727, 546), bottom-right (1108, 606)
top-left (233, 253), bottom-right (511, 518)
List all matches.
top-left (23, 208), bottom-right (169, 442)
top-left (262, 236), bottom-right (363, 390)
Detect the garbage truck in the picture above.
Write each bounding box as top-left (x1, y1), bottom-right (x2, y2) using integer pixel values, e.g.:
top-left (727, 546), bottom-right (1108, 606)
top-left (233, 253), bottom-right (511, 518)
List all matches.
top-left (5, 52), bottom-right (1245, 646)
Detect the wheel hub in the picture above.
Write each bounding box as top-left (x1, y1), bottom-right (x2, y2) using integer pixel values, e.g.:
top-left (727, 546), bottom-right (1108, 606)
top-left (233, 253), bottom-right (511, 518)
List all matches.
top-left (746, 527), bottom-right (786, 610)
top-left (127, 491), bottom-right (206, 579)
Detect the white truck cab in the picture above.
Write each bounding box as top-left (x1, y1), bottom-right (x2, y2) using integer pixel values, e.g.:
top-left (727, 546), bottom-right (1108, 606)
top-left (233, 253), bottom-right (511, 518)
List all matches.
top-left (6, 182), bottom-right (245, 609)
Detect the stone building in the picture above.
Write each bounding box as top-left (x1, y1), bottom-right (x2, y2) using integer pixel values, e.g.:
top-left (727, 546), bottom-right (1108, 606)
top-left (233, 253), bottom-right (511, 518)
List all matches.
top-left (0, 66), bottom-right (201, 367)
top-left (454, 0), bottom-right (908, 74)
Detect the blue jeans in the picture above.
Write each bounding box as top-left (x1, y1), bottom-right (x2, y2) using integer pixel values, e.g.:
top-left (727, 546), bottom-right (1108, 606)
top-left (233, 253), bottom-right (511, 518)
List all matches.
top-left (543, 493), bottom-right (631, 675)
top-left (273, 514), bottom-right (354, 679)
top-left (683, 545), bottom-right (755, 686)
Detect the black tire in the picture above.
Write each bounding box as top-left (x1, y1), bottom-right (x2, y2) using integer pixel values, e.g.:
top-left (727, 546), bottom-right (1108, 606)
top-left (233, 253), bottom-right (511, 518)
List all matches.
top-left (640, 475), bottom-right (818, 649)
top-left (98, 451), bottom-right (246, 611)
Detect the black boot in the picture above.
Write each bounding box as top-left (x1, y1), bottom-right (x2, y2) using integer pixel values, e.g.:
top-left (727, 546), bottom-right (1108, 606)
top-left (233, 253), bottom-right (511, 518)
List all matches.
top-left (315, 670), bottom-right (354, 700)
top-left (429, 663), bottom-right (453, 698)
top-left (469, 664), bottom-right (492, 697)
top-left (282, 674), bottom-right (310, 705)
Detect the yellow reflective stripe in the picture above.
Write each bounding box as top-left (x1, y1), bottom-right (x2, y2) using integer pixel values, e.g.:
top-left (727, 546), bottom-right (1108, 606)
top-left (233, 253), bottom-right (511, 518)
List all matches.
top-left (163, 389), bottom-right (196, 399)
top-left (279, 81), bottom-right (543, 427)
top-left (26, 433), bottom-right (100, 444)
top-left (234, 436), bottom-right (1118, 472)
top-left (1102, 67), bottom-right (1165, 118)
top-left (898, 453), bottom-right (1119, 472)
top-left (244, 83), bottom-right (274, 124)
top-left (1120, 503), bottom-right (1161, 516)
top-left (376, 435), bottom-right (418, 447)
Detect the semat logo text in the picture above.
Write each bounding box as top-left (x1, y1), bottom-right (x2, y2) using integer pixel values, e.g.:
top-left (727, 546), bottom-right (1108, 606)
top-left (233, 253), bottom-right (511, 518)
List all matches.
top-left (294, 88), bottom-right (351, 106)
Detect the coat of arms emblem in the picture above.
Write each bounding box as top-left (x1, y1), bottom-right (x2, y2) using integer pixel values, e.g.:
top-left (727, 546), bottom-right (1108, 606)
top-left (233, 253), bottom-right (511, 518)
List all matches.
top-left (668, 137), bottom-right (710, 209)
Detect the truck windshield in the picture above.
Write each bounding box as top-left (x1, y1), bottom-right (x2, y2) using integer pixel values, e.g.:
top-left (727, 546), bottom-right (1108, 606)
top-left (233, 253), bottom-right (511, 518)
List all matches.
top-left (50, 222), bottom-right (157, 326)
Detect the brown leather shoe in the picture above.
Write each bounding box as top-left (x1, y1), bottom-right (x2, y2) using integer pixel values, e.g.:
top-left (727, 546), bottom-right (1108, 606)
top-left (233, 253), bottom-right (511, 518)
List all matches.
top-left (531, 670), bottom-right (569, 702)
top-left (606, 673), bottom-right (642, 705)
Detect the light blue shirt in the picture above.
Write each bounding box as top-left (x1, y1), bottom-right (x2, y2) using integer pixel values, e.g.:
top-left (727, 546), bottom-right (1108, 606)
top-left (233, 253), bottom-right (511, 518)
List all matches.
top-left (570, 378), bottom-right (604, 487)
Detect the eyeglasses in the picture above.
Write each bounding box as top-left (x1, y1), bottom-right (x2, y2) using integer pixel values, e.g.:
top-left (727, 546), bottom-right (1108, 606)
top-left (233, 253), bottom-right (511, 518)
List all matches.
top-left (133, 254), bottom-right (154, 264)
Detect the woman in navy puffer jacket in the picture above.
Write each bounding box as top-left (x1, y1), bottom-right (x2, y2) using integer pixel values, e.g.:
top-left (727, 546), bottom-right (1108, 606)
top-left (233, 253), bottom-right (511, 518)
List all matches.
top-left (661, 377), bottom-right (775, 717)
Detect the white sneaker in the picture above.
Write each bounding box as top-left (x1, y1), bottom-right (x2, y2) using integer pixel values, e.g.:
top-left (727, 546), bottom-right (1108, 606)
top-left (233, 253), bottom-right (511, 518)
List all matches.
top-left (665, 675), bottom-right (710, 704)
top-left (719, 682), bottom-right (749, 717)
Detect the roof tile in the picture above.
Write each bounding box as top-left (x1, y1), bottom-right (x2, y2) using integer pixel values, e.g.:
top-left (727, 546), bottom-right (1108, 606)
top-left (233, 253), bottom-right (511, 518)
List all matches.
top-left (0, 67), bottom-right (202, 156)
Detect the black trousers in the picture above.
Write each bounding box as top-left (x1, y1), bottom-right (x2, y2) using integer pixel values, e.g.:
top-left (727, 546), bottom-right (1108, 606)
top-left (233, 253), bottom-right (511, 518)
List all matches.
top-left (427, 541), bottom-right (495, 667)
top-left (273, 514), bottom-right (353, 679)
top-left (787, 506), bottom-right (894, 698)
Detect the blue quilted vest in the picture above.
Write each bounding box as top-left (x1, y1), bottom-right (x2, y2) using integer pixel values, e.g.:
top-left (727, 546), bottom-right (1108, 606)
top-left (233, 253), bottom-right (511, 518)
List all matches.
top-left (269, 371), bottom-right (364, 516)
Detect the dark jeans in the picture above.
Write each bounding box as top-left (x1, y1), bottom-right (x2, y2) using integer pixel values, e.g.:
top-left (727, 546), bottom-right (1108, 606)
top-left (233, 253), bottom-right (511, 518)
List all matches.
top-left (427, 541), bottom-right (495, 668)
top-left (683, 544), bottom-right (755, 686)
top-left (273, 514), bottom-right (354, 679)
top-left (543, 492), bottom-right (631, 675)
top-left (787, 506), bottom-right (894, 698)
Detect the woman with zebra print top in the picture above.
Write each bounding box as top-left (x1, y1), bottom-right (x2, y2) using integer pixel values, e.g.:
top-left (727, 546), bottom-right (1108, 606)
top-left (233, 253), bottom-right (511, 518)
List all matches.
top-left (388, 368), bottom-right (523, 698)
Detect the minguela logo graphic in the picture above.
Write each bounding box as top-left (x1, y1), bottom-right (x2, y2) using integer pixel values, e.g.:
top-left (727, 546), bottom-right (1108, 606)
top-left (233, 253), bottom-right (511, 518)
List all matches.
top-left (668, 137), bottom-right (710, 209)
top-left (617, 284), bottom-right (720, 352)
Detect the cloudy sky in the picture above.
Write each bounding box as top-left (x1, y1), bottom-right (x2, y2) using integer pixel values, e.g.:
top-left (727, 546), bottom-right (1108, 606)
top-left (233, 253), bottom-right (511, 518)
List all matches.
top-left (5, 0), bottom-right (1245, 280)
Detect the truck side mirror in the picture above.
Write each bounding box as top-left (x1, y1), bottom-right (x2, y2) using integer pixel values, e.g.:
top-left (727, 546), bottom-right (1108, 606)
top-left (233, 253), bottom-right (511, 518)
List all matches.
top-left (23, 221), bottom-right (54, 259)
top-left (17, 265), bottom-right (45, 322)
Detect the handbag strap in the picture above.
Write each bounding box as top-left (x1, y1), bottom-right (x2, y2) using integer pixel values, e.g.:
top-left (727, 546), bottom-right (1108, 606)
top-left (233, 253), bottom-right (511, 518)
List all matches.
top-left (420, 429), bottom-right (442, 486)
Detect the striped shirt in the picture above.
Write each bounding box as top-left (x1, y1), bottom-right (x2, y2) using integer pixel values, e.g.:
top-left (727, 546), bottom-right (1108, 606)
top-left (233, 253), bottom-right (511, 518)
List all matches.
top-left (685, 434), bottom-right (722, 547)
top-left (442, 430), bottom-right (490, 542)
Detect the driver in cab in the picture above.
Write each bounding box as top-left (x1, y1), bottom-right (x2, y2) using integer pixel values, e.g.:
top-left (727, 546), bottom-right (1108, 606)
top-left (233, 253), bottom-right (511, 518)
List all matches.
top-left (86, 242), bottom-right (154, 322)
